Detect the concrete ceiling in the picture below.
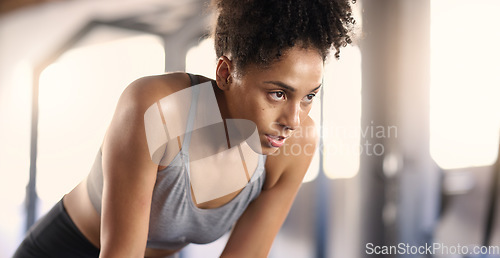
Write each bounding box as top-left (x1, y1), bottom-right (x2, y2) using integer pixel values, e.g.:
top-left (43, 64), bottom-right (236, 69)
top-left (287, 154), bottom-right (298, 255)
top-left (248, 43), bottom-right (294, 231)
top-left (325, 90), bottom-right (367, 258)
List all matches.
top-left (0, 0), bottom-right (212, 37)
top-left (0, 0), bottom-right (66, 15)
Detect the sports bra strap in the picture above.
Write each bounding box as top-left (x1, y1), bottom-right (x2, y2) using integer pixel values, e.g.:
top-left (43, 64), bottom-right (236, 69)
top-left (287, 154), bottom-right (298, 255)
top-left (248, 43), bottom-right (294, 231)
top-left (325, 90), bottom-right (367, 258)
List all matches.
top-left (180, 80), bottom-right (201, 154)
top-left (187, 73), bottom-right (200, 86)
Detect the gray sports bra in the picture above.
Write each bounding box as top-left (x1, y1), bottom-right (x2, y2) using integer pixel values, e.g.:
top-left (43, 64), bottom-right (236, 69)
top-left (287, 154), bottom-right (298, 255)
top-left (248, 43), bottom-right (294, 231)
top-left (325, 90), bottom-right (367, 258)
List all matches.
top-left (86, 73), bottom-right (267, 250)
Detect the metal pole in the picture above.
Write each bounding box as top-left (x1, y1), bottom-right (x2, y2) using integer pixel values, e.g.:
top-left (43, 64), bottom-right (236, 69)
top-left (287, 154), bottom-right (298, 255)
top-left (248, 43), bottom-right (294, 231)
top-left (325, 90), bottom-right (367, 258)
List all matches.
top-left (26, 70), bottom-right (40, 231)
top-left (315, 81), bottom-right (329, 258)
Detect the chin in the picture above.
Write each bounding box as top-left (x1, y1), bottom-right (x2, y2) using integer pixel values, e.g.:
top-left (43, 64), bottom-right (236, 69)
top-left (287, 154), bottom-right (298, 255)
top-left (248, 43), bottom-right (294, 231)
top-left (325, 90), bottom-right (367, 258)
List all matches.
top-left (263, 148), bottom-right (280, 156)
top-left (259, 142), bottom-right (281, 156)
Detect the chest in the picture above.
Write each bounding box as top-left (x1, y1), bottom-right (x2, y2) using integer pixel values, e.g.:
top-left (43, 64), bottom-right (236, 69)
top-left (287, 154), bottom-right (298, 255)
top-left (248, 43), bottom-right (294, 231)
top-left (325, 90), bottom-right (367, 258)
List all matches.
top-left (147, 152), bottom-right (266, 250)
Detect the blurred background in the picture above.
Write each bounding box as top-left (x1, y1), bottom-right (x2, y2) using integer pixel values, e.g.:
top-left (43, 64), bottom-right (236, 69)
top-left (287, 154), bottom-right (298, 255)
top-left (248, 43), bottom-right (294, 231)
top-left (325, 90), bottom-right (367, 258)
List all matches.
top-left (0, 0), bottom-right (499, 257)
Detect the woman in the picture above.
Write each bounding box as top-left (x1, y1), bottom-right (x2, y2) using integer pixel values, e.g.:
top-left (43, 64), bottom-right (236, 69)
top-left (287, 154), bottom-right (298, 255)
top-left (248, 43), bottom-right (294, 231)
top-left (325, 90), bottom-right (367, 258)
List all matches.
top-left (14, 0), bottom-right (355, 257)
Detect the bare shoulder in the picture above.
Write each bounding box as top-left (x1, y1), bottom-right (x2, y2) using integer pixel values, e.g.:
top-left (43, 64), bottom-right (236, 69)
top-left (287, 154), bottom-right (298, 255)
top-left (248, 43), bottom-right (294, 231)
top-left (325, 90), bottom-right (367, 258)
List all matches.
top-left (118, 72), bottom-right (191, 110)
top-left (263, 116), bottom-right (318, 190)
top-left (108, 72), bottom-right (200, 164)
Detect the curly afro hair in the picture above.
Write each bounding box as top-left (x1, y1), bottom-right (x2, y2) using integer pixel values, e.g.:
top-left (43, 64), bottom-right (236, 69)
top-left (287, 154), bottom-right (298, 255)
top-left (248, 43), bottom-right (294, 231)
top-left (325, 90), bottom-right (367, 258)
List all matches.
top-left (212, 0), bottom-right (356, 73)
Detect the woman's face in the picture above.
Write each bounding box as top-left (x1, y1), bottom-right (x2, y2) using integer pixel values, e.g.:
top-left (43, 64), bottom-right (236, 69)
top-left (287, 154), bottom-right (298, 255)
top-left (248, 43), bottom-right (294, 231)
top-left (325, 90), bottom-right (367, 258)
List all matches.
top-left (217, 46), bottom-right (323, 155)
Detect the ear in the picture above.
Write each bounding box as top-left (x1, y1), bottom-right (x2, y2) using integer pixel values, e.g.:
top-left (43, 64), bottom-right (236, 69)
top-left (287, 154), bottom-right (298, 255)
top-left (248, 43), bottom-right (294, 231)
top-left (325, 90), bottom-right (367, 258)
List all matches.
top-left (215, 56), bottom-right (233, 91)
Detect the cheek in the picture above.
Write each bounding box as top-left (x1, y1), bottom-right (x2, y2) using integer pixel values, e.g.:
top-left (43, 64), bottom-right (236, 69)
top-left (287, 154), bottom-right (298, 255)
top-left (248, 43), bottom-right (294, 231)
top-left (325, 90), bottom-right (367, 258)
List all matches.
top-left (248, 106), bottom-right (275, 130)
top-left (254, 107), bottom-right (271, 123)
top-left (238, 90), bottom-right (278, 127)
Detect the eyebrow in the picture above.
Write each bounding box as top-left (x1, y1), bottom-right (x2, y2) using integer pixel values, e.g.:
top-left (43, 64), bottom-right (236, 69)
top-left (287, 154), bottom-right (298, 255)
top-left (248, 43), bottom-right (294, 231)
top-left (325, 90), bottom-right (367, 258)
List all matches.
top-left (263, 81), bottom-right (322, 93)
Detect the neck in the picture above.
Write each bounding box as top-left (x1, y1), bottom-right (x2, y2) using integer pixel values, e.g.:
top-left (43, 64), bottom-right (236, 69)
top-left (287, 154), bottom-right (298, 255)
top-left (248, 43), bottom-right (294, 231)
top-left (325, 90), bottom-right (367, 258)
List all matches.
top-left (210, 80), bottom-right (250, 149)
top-left (211, 80), bottom-right (231, 121)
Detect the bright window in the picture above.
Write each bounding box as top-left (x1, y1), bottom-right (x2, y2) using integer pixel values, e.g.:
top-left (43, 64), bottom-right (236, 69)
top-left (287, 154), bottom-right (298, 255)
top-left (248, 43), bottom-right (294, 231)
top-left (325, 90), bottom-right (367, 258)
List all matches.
top-left (322, 46), bottom-right (362, 179)
top-left (186, 37), bottom-right (217, 78)
top-left (430, 0), bottom-right (500, 169)
top-left (37, 26), bottom-right (165, 212)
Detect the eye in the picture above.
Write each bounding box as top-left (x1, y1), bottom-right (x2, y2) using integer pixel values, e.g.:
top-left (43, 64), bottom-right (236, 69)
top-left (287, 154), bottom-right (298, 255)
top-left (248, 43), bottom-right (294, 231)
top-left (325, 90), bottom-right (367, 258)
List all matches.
top-left (302, 93), bottom-right (316, 103)
top-left (269, 91), bottom-right (285, 101)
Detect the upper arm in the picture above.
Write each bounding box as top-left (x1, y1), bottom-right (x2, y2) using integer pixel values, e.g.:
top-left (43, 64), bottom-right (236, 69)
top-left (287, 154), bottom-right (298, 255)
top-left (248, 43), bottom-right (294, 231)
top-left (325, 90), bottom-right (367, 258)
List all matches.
top-left (99, 75), bottom-right (176, 257)
top-left (221, 117), bottom-right (318, 257)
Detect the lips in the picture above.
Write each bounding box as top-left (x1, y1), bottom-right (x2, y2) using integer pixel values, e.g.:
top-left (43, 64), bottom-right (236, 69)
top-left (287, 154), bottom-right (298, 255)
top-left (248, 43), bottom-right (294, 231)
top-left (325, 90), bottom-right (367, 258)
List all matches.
top-left (265, 134), bottom-right (287, 148)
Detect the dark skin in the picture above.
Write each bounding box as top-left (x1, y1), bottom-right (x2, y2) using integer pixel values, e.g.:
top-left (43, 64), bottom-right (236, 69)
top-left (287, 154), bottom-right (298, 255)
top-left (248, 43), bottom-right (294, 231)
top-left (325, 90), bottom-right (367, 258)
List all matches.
top-left (63, 45), bottom-right (322, 257)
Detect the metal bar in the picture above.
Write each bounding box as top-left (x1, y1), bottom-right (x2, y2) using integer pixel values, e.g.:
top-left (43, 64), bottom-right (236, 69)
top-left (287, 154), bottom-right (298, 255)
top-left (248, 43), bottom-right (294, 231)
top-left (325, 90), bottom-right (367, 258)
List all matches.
top-left (26, 71), bottom-right (40, 231)
top-left (315, 79), bottom-right (328, 258)
top-left (483, 133), bottom-right (500, 246)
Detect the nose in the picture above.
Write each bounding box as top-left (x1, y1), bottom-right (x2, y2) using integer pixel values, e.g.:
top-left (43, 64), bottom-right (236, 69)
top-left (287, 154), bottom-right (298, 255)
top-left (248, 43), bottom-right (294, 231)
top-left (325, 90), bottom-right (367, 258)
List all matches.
top-left (280, 102), bottom-right (301, 131)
